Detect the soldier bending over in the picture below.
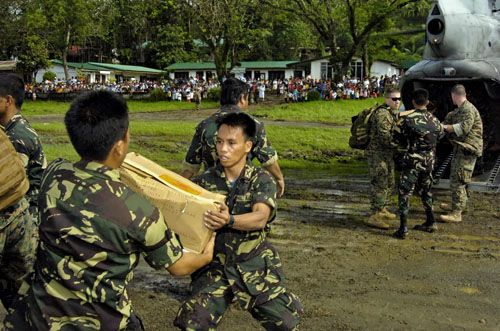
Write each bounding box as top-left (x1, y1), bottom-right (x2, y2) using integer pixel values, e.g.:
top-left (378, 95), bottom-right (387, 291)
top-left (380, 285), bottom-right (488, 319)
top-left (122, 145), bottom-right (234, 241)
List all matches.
top-left (4, 90), bottom-right (214, 331)
top-left (175, 113), bottom-right (302, 330)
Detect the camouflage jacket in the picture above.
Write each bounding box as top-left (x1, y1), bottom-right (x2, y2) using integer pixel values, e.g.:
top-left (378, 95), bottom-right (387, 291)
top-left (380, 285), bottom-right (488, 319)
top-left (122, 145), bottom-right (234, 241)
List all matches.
top-left (443, 100), bottom-right (483, 156)
top-left (398, 109), bottom-right (444, 173)
top-left (366, 104), bottom-right (399, 152)
top-left (1, 112), bottom-right (47, 208)
top-left (193, 161), bottom-right (285, 306)
top-left (183, 104), bottom-right (278, 174)
top-left (5, 159), bottom-right (183, 331)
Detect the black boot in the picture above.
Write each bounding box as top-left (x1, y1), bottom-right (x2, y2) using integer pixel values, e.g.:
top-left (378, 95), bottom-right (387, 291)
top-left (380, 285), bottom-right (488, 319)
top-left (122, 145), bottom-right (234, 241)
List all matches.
top-left (414, 210), bottom-right (438, 233)
top-left (393, 214), bottom-right (408, 239)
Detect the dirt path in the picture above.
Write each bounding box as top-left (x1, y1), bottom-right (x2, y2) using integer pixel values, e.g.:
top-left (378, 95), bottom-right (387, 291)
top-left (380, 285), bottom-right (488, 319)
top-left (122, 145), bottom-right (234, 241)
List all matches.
top-left (129, 176), bottom-right (500, 330)
top-left (27, 108), bottom-right (345, 129)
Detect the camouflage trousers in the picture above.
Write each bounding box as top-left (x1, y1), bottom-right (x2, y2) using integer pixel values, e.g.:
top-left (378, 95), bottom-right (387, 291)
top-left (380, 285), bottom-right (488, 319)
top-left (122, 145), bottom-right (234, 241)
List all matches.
top-left (0, 198), bottom-right (37, 309)
top-left (366, 149), bottom-right (395, 212)
top-left (174, 260), bottom-right (303, 330)
top-left (450, 148), bottom-right (477, 211)
top-left (398, 165), bottom-right (433, 219)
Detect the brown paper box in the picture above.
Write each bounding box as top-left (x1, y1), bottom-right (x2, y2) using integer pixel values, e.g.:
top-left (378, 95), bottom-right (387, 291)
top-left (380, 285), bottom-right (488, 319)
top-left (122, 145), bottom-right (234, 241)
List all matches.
top-left (119, 152), bottom-right (225, 253)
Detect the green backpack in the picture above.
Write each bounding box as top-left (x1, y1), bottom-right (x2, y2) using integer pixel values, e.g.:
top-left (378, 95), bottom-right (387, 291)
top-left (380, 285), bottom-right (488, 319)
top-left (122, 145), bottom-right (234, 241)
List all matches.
top-left (349, 102), bottom-right (379, 150)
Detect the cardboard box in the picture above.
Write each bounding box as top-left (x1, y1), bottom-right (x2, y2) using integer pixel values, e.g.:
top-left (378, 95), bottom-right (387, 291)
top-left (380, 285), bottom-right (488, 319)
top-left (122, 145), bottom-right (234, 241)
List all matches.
top-left (119, 152), bottom-right (225, 253)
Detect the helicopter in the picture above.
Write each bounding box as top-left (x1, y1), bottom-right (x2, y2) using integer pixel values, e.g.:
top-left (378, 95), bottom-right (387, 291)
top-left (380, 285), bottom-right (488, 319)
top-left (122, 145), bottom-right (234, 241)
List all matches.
top-left (400, 0), bottom-right (500, 191)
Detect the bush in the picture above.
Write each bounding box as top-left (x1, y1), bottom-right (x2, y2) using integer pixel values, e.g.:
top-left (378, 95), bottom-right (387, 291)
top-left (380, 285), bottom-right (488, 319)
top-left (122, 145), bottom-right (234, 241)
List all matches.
top-left (308, 90), bottom-right (321, 101)
top-left (42, 71), bottom-right (56, 82)
top-left (207, 87), bottom-right (221, 102)
top-left (148, 88), bottom-right (167, 101)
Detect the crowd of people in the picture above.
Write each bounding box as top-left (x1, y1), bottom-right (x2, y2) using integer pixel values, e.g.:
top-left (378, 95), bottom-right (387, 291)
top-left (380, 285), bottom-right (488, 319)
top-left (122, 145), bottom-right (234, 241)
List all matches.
top-left (24, 74), bottom-right (401, 104)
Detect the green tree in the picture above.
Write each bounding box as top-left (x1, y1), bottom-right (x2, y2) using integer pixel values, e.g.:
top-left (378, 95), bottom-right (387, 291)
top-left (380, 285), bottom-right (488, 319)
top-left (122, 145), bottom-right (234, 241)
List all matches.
top-left (181, 0), bottom-right (270, 82)
top-left (28, 0), bottom-right (95, 80)
top-left (266, 0), bottom-right (432, 78)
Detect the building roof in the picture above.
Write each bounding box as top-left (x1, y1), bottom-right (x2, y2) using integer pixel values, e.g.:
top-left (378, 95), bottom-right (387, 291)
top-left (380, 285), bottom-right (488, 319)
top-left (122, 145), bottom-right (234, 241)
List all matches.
top-left (240, 61), bottom-right (296, 69)
top-left (401, 60), bottom-right (419, 70)
top-left (51, 60), bottom-right (104, 71)
top-left (87, 62), bottom-right (164, 74)
top-left (166, 61), bottom-right (297, 71)
top-left (0, 61), bottom-right (17, 71)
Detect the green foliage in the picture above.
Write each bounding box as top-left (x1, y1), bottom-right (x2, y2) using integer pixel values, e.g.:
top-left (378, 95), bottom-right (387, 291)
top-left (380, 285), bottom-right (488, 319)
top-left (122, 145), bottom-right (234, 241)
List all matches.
top-left (148, 88), bottom-right (168, 102)
top-left (42, 71), bottom-right (57, 81)
top-left (307, 90), bottom-right (321, 101)
top-left (207, 88), bottom-right (221, 102)
top-left (250, 98), bottom-right (383, 124)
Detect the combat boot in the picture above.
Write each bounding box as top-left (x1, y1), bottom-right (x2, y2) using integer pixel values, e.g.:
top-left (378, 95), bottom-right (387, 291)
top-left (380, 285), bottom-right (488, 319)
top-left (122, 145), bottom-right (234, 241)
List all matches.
top-left (439, 203), bottom-right (452, 212)
top-left (366, 211), bottom-right (389, 229)
top-left (414, 210), bottom-right (438, 233)
top-left (393, 215), bottom-right (408, 239)
top-left (380, 207), bottom-right (397, 220)
top-left (439, 210), bottom-right (462, 223)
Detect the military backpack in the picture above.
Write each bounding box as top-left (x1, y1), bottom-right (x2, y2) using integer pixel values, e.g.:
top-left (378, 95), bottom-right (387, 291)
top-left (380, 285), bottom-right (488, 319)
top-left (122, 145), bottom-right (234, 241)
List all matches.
top-left (0, 129), bottom-right (29, 211)
top-left (349, 102), bottom-right (379, 150)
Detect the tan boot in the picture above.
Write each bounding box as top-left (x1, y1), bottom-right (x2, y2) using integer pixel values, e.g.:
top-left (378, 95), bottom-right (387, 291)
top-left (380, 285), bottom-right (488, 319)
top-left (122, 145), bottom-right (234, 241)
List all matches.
top-left (367, 212), bottom-right (390, 229)
top-left (439, 203), bottom-right (452, 212)
top-left (439, 210), bottom-right (462, 223)
top-left (380, 207), bottom-right (397, 220)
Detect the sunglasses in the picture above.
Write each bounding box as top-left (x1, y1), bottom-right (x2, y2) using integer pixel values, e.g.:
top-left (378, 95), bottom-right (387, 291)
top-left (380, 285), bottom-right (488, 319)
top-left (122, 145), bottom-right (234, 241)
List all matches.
top-left (391, 97), bottom-right (401, 101)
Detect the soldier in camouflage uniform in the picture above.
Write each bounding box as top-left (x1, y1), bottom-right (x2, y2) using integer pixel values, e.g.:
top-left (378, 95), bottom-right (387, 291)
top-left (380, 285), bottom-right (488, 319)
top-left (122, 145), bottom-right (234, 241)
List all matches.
top-left (393, 89), bottom-right (444, 239)
top-left (3, 90), bottom-right (214, 331)
top-left (365, 88), bottom-right (401, 229)
top-left (439, 85), bottom-right (483, 223)
top-left (0, 198), bottom-right (36, 309)
top-left (182, 77), bottom-right (285, 197)
top-left (0, 73), bottom-right (47, 224)
top-left (175, 113), bottom-right (302, 330)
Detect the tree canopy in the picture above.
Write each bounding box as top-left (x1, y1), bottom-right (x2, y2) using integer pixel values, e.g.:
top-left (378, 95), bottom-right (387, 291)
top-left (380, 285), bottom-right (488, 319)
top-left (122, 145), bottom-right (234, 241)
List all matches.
top-left (0, 0), bottom-right (432, 81)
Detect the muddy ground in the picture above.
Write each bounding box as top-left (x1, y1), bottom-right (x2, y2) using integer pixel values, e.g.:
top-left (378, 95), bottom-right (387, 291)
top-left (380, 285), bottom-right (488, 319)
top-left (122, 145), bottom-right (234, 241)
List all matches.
top-left (21, 102), bottom-right (500, 330)
top-left (130, 175), bottom-right (500, 331)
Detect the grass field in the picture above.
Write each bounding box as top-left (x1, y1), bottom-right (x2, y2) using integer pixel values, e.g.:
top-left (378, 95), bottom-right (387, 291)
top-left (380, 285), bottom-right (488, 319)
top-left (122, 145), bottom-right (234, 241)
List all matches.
top-left (33, 118), bottom-right (364, 175)
top-left (22, 99), bottom-right (220, 115)
top-left (251, 97), bottom-right (383, 124)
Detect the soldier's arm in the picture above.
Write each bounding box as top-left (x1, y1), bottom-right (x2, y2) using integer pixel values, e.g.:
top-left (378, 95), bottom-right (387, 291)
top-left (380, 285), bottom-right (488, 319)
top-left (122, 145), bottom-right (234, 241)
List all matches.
top-left (252, 121), bottom-right (283, 195)
top-left (204, 202), bottom-right (271, 231)
top-left (182, 125), bottom-right (204, 179)
top-left (265, 162), bottom-right (284, 198)
top-left (166, 234), bottom-right (215, 276)
top-left (373, 110), bottom-right (398, 149)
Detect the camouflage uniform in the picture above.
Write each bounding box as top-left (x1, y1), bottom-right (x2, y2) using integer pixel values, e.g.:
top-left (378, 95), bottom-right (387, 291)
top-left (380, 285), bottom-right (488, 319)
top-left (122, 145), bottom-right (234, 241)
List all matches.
top-left (4, 159), bottom-right (184, 331)
top-left (397, 109), bottom-right (443, 220)
top-left (174, 161), bottom-right (302, 331)
top-left (365, 104), bottom-right (399, 212)
top-left (2, 112), bottom-right (47, 224)
top-left (443, 100), bottom-right (483, 211)
top-left (183, 105), bottom-right (278, 175)
top-left (0, 198), bottom-right (37, 308)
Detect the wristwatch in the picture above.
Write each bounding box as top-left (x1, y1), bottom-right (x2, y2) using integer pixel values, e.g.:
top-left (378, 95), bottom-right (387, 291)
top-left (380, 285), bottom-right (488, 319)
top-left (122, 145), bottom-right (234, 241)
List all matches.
top-left (227, 214), bottom-right (235, 228)
top-left (444, 125), bottom-right (449, 131)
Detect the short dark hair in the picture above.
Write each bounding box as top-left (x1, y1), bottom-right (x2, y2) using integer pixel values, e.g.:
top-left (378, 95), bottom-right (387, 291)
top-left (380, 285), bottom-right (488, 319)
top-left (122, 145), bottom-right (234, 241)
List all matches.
top-left (384, 87), bottom-right (400, 97)
top-left (412, 88), bottom-right (429, 106)
top-left (0, 73), bottom-right (25, 109)
top-left (451, 84), bottom-right (466, 96)
top-left (65, 90), bottom-right (129, 161)
top-left (220, 77), bottom-right (249, 106)
top-left (217, 112), bottom-right (256, 141)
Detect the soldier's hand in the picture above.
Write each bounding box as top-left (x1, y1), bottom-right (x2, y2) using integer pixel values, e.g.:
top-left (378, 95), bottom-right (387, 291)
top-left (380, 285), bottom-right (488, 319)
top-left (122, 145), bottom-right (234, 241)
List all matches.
top-left (204, 203), bottom-right (230, 230)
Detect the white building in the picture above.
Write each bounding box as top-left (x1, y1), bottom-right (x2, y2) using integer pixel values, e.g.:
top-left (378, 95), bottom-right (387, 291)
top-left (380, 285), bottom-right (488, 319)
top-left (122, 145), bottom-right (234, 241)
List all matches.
top-left (166, 61), bottom-right (297, 81)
